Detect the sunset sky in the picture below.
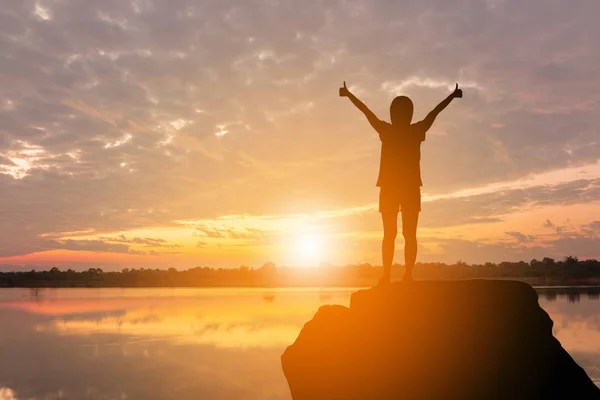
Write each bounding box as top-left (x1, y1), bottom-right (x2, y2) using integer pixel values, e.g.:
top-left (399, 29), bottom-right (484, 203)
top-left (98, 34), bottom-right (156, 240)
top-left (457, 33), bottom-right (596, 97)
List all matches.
top-left (1, 0), bottom-right (600, 270)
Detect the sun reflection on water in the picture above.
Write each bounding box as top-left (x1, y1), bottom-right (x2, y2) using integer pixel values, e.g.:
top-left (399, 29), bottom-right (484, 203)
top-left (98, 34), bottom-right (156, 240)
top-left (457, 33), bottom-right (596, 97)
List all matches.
top-left (2, 288), bottom-right (354, 349)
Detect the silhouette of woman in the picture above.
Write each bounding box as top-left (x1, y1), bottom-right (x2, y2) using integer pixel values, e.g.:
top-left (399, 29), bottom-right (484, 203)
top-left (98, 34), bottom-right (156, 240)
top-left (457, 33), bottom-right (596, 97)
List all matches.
top-left (340, 81), bottom-right (462, 284)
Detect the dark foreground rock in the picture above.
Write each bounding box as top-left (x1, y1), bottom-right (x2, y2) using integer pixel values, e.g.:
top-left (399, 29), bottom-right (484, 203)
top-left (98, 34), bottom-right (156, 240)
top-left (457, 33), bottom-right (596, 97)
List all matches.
top-left (282, 280), bottom-right (600, 399)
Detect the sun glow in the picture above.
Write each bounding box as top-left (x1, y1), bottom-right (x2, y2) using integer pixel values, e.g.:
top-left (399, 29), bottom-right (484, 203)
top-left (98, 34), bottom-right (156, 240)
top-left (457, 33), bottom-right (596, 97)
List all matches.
top-left (290, 233), bottom-right (326, 267)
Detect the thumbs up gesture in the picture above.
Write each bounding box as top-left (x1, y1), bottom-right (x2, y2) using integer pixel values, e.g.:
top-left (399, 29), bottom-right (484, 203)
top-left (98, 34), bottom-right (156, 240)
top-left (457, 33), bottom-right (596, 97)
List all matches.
top-left (339, 81), bottom-right (350, 97)
top-left (452, 83), bottom-right (463, 99)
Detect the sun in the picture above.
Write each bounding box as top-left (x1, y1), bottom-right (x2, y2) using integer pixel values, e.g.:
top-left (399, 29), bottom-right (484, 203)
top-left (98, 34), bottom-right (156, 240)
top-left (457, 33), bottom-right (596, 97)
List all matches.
top-left (298, 234), bottom-right (319, 256)
top-left (290, 233), bottom-right (325, 267)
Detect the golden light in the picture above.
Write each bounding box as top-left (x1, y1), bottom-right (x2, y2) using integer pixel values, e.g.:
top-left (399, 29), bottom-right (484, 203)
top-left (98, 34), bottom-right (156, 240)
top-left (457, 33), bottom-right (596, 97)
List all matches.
top-left (290, 232), bottom-right (326, 267)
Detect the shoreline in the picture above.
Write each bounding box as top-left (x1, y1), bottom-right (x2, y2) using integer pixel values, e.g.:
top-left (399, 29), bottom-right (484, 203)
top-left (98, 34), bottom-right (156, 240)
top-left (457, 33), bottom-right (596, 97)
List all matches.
top-left (2, 280), bottom-right (600, 289)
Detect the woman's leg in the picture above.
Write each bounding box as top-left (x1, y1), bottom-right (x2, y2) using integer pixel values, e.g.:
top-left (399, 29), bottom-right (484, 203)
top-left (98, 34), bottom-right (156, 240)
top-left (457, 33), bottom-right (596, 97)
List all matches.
top-left (381, 211), bottom-right (398, 283)
top-left (401, 210), bottom-right (419, 281)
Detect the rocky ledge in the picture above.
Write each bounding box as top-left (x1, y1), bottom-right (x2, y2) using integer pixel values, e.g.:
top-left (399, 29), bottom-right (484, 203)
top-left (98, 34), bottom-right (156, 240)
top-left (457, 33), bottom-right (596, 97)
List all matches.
top-left (282, 280), bottom-right (600, 399)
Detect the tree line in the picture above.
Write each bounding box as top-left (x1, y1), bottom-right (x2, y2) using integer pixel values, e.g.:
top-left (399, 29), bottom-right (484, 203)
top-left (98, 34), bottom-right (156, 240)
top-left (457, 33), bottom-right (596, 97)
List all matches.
top-left (1, 256), bottom-right (599, 288)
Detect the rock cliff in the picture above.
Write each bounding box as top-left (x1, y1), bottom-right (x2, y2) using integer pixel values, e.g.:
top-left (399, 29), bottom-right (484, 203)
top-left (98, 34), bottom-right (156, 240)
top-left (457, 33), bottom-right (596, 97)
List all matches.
top-left (282, 280), bottom-right (600, 399)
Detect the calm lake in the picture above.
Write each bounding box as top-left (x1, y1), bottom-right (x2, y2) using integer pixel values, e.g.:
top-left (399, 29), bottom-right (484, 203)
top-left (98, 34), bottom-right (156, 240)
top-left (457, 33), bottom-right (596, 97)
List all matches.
top-left (0, 287), bottom-right (599, 399)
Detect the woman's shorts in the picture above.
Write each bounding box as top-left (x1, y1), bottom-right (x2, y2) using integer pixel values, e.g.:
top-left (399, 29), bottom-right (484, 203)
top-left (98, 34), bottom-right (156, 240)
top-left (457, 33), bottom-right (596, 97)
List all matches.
top-left (379, 185), bottom-right (421, 214)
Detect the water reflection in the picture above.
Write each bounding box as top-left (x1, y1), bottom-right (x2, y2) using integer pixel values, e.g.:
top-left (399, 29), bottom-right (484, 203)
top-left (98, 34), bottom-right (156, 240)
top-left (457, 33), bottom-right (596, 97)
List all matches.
top-left (537, 287), bottom-right (600, 303)
top-left (544, 291), bottom-right (558, 302)
top-left (1, 288), bottom-right (352, 349)
top-left (0, 287), bottom-right (598, 399)
top-left (0, 288), bottom-right (355, 400)
top-left (263, 293), bottom-right (276, 303)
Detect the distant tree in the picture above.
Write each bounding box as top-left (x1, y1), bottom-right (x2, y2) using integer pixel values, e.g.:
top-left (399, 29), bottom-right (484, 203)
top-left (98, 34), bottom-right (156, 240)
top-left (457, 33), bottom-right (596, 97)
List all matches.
top-left (530, 259), bottom-right (540, 267)
top-left (239, 265), bottom-right (251, 273)
top-left (563, 255), bottom-right (579, 265)
top-left (542, 257), bottom-right (556, 266)
top-left (87, 268), bottom-right (103, 276)
top-left (261, 261), bottom-right (276, 271)
top-left (1, 258), bottom-right (600, 288)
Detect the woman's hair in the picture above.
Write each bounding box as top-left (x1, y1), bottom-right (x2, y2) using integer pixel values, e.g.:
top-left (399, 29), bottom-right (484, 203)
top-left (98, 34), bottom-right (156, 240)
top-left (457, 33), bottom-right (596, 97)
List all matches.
top-left (390, 96), bottom-right (414, 126)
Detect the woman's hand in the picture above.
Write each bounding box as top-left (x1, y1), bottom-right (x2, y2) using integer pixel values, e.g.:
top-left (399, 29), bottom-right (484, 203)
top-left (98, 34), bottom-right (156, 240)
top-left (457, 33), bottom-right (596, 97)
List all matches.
top-left (452, 83), bottom-right (463, 99)
top-left (339, 81), bottom-right (351, 97)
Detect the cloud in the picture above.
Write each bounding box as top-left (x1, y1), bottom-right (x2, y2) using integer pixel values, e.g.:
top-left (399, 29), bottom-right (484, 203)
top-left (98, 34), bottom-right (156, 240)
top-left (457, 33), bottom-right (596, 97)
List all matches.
top-left (544, 220), bottom-right (555, 229)
top-left (381, 76), bottom-right (483, 94)
top-left (421, 178), bottom-right (600, 229)
top-left (0, 155), bottom-right (15, 166)
top-left (0, 388), bottom-right (16, 400)
top-left (194, 225), bottom-right (263, 241)
top-left (195, 226), bottom-right (226, 239)
top-left (46, 239), bottom-right (146, 255)
top-left (583, 221), bottom-right (600, 232)
top-left (506, 231), bottom-right (535, 244)
top-left (100, 235), bottom-right (181, 248)
top-left (1, 0), bottom-right (600, 265)
top-left (420, 220), bottom-right (600, 264)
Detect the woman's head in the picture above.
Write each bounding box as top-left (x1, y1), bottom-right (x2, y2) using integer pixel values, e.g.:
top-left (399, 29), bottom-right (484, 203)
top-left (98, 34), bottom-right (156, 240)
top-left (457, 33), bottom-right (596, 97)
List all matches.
top-left (390, 96), bottom-right (414, 126)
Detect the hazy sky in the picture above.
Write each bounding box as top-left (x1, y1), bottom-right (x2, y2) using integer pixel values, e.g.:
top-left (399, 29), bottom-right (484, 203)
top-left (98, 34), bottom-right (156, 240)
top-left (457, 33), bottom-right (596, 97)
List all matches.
top-left (1, 0), bottom-right (600, 270)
